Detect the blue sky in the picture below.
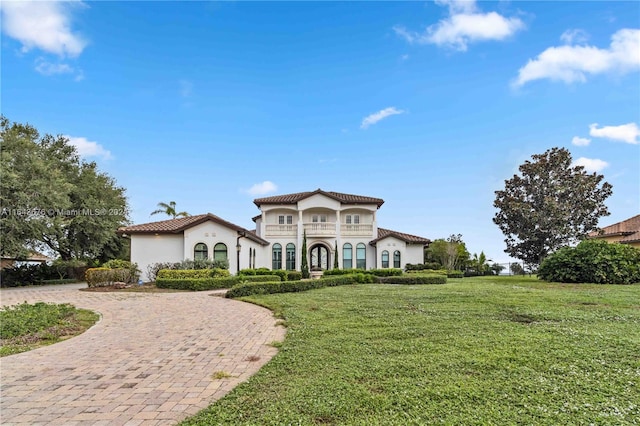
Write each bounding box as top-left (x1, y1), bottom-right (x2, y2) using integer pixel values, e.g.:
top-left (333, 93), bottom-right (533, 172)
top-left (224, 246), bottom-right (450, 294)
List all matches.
top-left (2, 1), bottom-right (639, 263)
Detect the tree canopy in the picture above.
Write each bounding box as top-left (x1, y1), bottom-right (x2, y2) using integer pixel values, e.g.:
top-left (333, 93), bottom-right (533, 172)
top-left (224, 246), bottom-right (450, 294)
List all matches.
top-left (425, 234), bottom-right (470, 271)
top-left (150, 201), bottom-right (189, 219)
top-left (0, 116), bottom-right (130, 261)
top-left (493, 147), bottom-right (612, 267)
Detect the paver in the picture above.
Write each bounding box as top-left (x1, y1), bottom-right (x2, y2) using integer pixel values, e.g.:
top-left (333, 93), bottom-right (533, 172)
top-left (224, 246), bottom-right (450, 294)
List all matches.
top-left (0, 284), bottom-right (286, 425)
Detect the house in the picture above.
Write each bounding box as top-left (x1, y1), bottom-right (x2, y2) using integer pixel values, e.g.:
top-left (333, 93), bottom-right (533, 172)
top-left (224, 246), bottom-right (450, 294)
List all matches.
top-left (1, 251), bottom-right (52, 270)
top-left (118, 189), bottom-right (431, 281)
top-left (588, 214), bottom-right (640, 249)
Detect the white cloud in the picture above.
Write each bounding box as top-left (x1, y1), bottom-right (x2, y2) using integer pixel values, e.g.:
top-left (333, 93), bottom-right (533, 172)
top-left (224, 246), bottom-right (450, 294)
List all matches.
top-left (571, 136), bottom-right (591, 146)
top-left (361, 107), bottom-right (405, 129)
top-left (513, 28), bottom-right (640, 87)
top-left (247, 181), bottom-right (277, 196)
top-left (394, 0), bottom-right (524, 51)
top-left (34, 58), bottom-right (74, 76)
top-left (0, 1), bottom-right (87, 57)
top-left (64, 136), bottom-right (113, 160)
top-left (589, 122), bottom-right (640, 144)
top-left (572, 157), bottom-right (609, 173)
top-left (560, 29), bottom-right (589, 45)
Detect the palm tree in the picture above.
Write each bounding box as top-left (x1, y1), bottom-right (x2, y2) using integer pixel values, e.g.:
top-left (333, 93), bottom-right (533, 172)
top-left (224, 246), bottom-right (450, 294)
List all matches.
top-left (150, 201), bottom-right (190, 219)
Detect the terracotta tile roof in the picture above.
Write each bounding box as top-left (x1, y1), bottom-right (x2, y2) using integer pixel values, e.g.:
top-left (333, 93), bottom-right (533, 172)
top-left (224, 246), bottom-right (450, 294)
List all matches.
top-left (117, 214), bottom-right (269, 245)
top-left (254, 189), bottom-right (384, 208)
top-left (589, 214), bottom-right (640, 244)
top-left (370, 228), bottom-right (431, 245)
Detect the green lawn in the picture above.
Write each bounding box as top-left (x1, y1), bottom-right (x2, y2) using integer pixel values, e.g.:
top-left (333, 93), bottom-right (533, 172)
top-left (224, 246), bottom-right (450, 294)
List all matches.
top-left (0, 302), bottom-right (99, 357)
top-left (183, 276), bottom-right (640, 425)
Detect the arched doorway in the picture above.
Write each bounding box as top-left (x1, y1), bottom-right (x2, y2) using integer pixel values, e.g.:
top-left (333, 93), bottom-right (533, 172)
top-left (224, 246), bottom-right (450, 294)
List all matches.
top-left (309, 243), bottom-right (330, 270)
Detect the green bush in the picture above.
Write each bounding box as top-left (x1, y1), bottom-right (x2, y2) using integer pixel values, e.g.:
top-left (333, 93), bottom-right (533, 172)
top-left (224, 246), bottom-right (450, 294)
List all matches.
top-left (156, 274), bottom-right (281, 291)
top-left (287, 271), bottom-right (303, 281)
top-left (323, 268), bottom-right (403, 277)
top-left (405, 263), bottom-right (442, 271)
top-left (323, 268), bottom-right (366, 276)
top-left (0, 302), bottom-right (77, 339)
top-left (226, 273), bottom-right (374, 298)
top-left (377, 274), bottom-right (447, 285)
top-left (102, 259), bottom-right (140, 283)
top-left (85, 267), bottom-right (135, 287)
top-left (538, 240), bottom-right (640, 284)
top-left (157, 268), bottom-right (230, 280)
top-left (447, 270), bottom-right (464, 278)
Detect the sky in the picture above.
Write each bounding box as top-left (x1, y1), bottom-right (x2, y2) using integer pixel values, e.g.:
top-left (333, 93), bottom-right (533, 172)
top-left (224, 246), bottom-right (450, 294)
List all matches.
top-left (1, 0), bottom-right (639, 264)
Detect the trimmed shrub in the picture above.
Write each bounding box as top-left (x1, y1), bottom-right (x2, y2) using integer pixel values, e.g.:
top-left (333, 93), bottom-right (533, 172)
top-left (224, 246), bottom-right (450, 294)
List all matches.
top-left (323, 269), bottom-right (366, 276)
top-left (447, 270), bottom-right (464, 278)
top-left (287, 271), bottom-right (303, 281)
top-left (226, 273), bottom-right (374, 298)
top-left (157, 269), bottom-right (230, 280)
top-left (405, 263), bottom-right (441, 271)
top-left (156, 274), bottom-right (281, 291)
top-left (538, 240), bottom-right (640, 284)
top-left (102, 259), bottom-right (140, 283)
top-left (85, 268), bottom-right (113, 287)
top-left (377, 274), bottom-right (447, 285)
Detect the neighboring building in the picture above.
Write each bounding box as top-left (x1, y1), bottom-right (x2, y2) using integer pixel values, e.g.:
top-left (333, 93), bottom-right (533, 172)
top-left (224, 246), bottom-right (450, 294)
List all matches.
top-left (588, 214), bottom-right (640, 249)
top-left (1, 251), bottom-right (52, 270)
top-left (119, 189), bottom-right (431, 281)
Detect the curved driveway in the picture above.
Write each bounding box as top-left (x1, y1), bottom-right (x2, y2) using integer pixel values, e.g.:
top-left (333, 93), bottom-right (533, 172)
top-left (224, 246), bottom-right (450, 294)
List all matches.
top-left (0, 284), bottom-right (285, 425)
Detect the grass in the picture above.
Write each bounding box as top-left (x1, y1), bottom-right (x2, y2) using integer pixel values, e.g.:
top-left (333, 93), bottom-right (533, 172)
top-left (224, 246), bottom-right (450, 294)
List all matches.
top-left (182, 276), bottom-right (640, 425)
top-left (0, 302), bottom-right (99, 357)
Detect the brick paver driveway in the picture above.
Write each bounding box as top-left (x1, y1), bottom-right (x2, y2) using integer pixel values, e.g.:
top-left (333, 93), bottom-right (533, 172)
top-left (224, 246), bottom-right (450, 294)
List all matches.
top-left (0, 284), bottom-right (286, 425)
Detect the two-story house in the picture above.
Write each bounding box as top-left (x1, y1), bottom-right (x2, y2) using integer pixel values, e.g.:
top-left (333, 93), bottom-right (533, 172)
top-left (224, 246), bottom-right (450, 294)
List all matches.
top-left (119, 189), bottom-right (431, 281)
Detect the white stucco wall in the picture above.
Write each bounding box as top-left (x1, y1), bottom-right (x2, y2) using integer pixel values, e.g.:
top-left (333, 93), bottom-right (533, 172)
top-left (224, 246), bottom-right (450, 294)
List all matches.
top-left (374, 236), bottom-right (425, 269)
top-left (131, 234), bottom-right (184, 282)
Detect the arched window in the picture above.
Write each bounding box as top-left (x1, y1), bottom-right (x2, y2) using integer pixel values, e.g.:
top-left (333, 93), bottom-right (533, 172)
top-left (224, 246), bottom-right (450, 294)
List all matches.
top-left (194, 243), bottom-right (208, 260)
top-left (286, 243), bottom-right (296, 270)
top-left (356, 243), bottom-right (366, 269)
top-left (272, 243), bottom-right (282, 270)
top-left (214, 243), bottom-right (227, 262)
top-left (343, 243), bottom-right (353, 269)
top-left (394, 250), bottom-right (401, 268)
top-left (381, 250), bottom-right (389, 268)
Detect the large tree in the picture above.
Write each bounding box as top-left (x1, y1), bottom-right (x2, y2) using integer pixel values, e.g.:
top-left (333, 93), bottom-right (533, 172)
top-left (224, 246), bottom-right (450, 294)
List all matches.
top-left (0, 116), bottom-right (129, 260)
top-left (493, 147), bottom-right (612, 267)
top-left (425, 234), bottom-right (470, 271)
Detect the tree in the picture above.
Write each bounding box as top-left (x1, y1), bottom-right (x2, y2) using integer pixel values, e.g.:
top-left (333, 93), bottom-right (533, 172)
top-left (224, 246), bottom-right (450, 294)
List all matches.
top-left (510, 262), bottom-right (525, 276)
top-left (493, 147), bottom-right (612, 267)
top-left (150, 201), bottom-right (189, 219)
top-left (1, 116), bottom-right (130, 261)
top-left (469, 251), bottom-right (490, 276)
top-left (425, 234), bottom-right (470, 270)
top-left (301, 230), bottom-right (309, 278)
top-left (490, 263), bottom-right (505, 275)
top-left (333, 241), bottom-right (339, 269)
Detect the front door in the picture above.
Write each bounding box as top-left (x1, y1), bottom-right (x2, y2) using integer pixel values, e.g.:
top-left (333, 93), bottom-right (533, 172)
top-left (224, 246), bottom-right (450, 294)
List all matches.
top-left (310, 244), bottom-right (329, 270)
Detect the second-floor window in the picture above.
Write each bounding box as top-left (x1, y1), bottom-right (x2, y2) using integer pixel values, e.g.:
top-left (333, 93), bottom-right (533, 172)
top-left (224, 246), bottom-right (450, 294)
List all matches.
top-left (312, 215), bottom-right (327, 223)
top-left (278, 215), bottom-right (293, 225)
top-left (345, 214), bottom-right (360, 224)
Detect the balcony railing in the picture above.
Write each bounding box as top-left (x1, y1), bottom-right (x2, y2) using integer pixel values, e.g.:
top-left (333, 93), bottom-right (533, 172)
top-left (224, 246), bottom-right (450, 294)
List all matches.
top-left (303, 222), bottom-right (337, 237)
top-left (340, 224), bottom-right (374, 236)
top-left (265, 224), bottom-right (298, 237)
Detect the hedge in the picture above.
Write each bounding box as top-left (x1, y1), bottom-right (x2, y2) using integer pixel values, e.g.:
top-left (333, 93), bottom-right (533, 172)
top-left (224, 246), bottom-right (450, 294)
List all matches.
top-left (226, 273), bottom-right (375, 298)
top-left (157, 268), bottom-right (230, 280)
top-left (156, 274), bottom-right (281, 291)
top-left (377, 274), bottom-right (447, 285)
top-left (323, 268), bottom-right (403, 277)
top-left (85, 268), bottom-right (136, 287)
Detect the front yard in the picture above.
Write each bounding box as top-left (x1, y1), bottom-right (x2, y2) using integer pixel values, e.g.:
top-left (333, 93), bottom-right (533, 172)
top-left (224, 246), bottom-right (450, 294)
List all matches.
top-left (182, 276), bottom-right (640, 425)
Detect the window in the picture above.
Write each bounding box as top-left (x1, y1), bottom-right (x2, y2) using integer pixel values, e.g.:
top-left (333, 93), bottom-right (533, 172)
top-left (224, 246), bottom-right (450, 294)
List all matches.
top-left (194, 243), bottom-right (208, 260)
top-left (381, 250), bottom-right (389, 268)
top-left (343, 243), bottom-right (353, 269)
top-left (346, 215), bottom-right (352, 224)
top-left (356, 243), bottom-right (366, 269)
top-left (272, 243), bottom-right (282, 269)
top-left (353, 214), bottom-right (360, 224)
top-left (312, 214), bottom-right (327, 223)
top-left (278, 215), bottom-right (285, 225)
top-left (394, 250), bottom-right (401, 268)
top-left (214, 243), bottom-right (227, 262)
top-left (286, 243), bottom-right (296, 270)
top-left (287, 215), bottom-right (293, 225)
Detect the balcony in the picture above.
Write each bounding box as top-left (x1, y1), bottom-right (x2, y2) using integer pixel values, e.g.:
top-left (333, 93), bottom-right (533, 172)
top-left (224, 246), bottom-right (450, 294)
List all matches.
top-left (303, 222), bottom-right (336, 237)
top-left (265, 224), bottom-right (298, 237)
top-left (340, 224), bottom-right (374, 237)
